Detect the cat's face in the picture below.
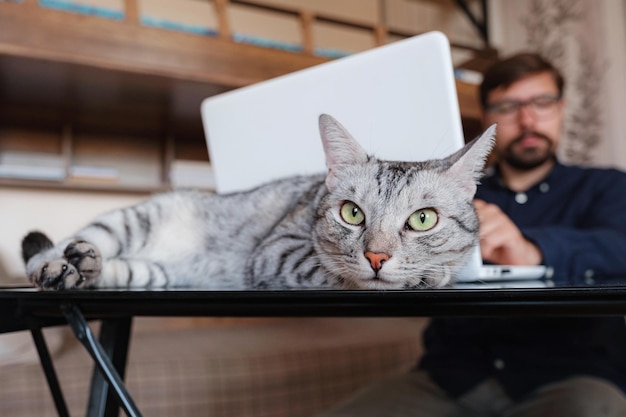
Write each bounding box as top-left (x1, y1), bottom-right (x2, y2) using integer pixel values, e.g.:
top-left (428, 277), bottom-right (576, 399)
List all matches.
top-left (313, 114), bottom-right (494, 289)
top-left (314, 160), bottom-right (480, 289)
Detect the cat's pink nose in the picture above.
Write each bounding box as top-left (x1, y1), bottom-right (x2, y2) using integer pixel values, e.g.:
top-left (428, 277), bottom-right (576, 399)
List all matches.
top-left (364, 251), bottom-right (390, 272)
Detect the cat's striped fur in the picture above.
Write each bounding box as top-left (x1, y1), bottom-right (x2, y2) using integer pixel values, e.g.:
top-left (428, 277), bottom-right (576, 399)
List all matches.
top-left (22, 115), bottom-right (494, 291)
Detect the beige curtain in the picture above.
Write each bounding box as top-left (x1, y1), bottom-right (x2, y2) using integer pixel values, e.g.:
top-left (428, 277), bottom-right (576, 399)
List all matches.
top-left (488, 0), bottom-right (626, 169)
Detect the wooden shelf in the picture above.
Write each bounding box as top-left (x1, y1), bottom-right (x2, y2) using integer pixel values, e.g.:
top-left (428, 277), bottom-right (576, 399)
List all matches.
top-left (0, 1), bottom-right (329, 88)
top-left (0, 0), bottom-right (485, 193)
top-left (0, 177), bottom-right (169, 195)
top-left (456, 80), bottom-right (483, 141)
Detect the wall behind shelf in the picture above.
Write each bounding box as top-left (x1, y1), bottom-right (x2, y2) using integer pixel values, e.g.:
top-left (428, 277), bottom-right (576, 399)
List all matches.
top-left (0, 188), bottom-right (148, 281)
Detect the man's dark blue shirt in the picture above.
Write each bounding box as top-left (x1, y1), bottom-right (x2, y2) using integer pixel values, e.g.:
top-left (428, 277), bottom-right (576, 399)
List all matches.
top-left (418, 161), bottom-right (626, 400)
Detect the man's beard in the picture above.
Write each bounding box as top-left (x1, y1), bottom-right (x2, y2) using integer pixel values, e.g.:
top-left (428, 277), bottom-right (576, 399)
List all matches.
top-left (499, 131), bottom-right (556, 171)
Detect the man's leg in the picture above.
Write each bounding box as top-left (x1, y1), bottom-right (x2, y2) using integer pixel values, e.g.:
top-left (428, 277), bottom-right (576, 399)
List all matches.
top-left (504, 376), bottom-right (626, 417)
top-left (316, 371), bottom-right (470, 417)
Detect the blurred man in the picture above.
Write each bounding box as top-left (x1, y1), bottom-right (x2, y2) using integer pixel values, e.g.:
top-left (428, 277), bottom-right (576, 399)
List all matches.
top-left (318, 53), bottom-right (626, 417)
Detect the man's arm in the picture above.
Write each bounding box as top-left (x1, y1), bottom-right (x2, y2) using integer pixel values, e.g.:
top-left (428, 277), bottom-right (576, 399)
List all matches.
top-left (474, 199), bottom-right (543, 266)
top-left (522, 226), bottom-right (626, 286)
top-left (475, 168), bottom-right (626, 285)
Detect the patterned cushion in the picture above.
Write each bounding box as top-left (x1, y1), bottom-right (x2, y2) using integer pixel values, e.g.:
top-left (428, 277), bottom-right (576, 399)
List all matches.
top-left (0, 317), bottom-right (426, 417)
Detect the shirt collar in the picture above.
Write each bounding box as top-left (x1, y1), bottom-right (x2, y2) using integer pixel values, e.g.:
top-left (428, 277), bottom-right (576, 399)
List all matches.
top-left (482, 160), bottom-right (563, 192)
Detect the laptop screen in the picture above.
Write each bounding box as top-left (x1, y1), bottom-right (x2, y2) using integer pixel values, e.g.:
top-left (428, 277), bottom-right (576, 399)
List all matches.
top-left (200, 31), bottom-right (465, 194)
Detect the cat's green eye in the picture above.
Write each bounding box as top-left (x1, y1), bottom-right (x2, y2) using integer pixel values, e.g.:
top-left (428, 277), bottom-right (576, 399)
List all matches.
top-left (407, 208), bottom-right (438, 231)
top-left (340, 201), bottom-right (365, 226)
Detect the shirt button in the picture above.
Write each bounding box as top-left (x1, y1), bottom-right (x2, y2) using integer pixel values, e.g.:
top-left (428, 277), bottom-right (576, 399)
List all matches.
top-left (539, 182), bottom-right (550, 193)
top-left (494, 358), bottom-right (505, 370)
top-left (515, 193), bottom-right (528, 204)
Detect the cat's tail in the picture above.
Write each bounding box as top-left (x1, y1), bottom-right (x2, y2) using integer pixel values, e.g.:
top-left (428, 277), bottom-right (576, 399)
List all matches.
top-left (22, 231), bottom-right (54, 264)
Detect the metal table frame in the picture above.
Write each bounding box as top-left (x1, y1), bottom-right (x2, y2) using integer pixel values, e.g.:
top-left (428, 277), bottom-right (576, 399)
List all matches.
top-left (3, 286), bottom-right (626, 417)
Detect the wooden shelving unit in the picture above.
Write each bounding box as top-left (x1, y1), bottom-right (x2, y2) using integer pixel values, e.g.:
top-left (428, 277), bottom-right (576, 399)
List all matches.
top-left (0, 0), bottom-right (485, 194)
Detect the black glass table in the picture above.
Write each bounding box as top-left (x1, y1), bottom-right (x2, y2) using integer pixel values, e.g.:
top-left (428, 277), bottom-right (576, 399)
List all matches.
top-left (3, 285), bottom-right (626, 417)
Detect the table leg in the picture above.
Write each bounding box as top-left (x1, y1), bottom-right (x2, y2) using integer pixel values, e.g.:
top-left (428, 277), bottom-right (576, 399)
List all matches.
top-left (87, 318), bottom-right (133, 417)
top-left (61, 304), bottom-right (142, 417)
top-left (30, 322), bottom-right (71, 417)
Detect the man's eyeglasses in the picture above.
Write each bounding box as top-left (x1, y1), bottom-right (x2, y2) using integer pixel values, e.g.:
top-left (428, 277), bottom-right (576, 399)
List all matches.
top-left (486, 94), bottom-right (562, 123)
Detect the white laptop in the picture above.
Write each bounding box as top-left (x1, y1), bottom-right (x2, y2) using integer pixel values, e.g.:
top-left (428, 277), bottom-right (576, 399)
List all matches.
top-left (200, 31), bottom-right (548, 287)
top-left (455, 246), bottom-right (549, 288)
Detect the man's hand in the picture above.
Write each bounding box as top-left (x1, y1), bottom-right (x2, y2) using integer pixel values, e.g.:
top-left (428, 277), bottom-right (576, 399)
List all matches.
top-left (474, 199), bottom-right (543, 265)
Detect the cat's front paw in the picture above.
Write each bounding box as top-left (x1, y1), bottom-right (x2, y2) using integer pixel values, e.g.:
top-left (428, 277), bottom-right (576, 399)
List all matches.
top-left (64, 240), bottom-right (102, 283)
top-left (31, 259), bottom-right (86, 290)
top-left (23, 233), bottom-right (101, 290)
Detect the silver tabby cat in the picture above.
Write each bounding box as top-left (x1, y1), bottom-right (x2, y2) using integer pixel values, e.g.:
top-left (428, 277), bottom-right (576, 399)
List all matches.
top-left (22, 114), bottom-right (494, 291)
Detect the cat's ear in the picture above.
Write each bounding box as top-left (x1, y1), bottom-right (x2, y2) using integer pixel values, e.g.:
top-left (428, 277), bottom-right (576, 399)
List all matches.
top-left (319, 114), bottom-right (369, 190)
top-left (444, 124), bottom-right (496, 197)
top-left (319, 114), bottom-right (369, 168)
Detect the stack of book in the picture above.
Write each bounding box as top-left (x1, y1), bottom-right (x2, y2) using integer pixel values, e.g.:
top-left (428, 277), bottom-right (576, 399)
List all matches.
top-left (67, 165), bottom-right (119, 184)
top-left (169, 160), bottom-right (215, 190)
top-left (0, 152), bottom-right (66, 181)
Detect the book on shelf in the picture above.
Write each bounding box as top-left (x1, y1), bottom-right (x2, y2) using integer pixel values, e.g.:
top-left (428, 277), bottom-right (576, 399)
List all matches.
top-left (67, 165), bottom-right (119, 183)
top-left (0, 151), bottom-right (66, 181)
top-left (454, 68), bottom-right (484, 85)
top-left (169, 160), bottom-right (215, 190)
